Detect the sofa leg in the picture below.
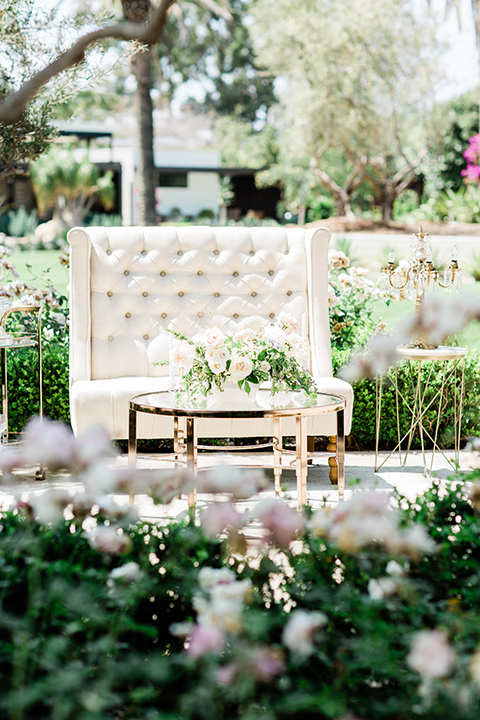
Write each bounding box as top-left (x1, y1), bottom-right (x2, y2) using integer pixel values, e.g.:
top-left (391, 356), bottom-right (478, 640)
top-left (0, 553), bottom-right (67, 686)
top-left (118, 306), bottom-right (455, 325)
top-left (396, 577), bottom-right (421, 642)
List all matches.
top-left (307, 436), bottom-right (314, 464)
top-left (327, 435), bottom-right (338, 484)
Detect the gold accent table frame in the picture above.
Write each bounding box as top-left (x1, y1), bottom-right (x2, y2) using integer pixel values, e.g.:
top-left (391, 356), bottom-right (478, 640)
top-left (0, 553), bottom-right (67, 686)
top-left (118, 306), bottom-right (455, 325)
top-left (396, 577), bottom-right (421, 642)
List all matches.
top-left (128, 388), bottom-right (346, 509)
top-left (375, 346), bottom-right (467, 477)
top-left (0, 306), bottom-right (44, 479)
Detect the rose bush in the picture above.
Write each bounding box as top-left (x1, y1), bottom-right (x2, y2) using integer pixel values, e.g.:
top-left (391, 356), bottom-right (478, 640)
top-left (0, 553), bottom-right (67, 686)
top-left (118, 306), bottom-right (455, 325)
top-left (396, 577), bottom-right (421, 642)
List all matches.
top-left (1, 419), bottom-right (480, 718)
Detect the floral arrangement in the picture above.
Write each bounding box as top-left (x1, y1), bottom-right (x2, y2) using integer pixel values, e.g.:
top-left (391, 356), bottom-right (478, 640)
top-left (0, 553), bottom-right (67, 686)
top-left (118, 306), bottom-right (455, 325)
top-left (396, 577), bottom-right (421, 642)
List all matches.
top-left (2, 418), bottom-right (480, 718)
top-left (168, 312), bottom-right (317, 399)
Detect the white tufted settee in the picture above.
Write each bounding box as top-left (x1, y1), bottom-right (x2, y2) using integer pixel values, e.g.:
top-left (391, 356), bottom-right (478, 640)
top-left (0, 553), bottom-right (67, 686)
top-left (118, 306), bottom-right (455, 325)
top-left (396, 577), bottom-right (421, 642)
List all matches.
top-left (67, 225), bottom-right (353, 449)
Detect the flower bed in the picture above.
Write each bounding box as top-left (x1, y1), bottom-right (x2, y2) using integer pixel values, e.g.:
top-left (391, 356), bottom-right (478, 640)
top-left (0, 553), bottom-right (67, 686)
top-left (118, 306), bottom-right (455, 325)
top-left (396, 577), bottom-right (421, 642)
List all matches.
top-left (1, 419), bottom-right (480, 718)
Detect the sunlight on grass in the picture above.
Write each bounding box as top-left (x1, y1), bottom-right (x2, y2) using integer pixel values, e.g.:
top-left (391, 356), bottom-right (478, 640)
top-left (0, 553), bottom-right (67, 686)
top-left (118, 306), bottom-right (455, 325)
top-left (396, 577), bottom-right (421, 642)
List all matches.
top-left (372, 283), bottom-right (480, 352)
top-left (9, 249), bottom-right (68, 296)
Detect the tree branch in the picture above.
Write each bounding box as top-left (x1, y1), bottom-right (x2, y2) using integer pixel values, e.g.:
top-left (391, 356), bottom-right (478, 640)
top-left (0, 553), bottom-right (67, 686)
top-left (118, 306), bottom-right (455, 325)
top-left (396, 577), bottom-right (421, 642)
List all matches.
top-left (0, 0), bottom-right (230, 124)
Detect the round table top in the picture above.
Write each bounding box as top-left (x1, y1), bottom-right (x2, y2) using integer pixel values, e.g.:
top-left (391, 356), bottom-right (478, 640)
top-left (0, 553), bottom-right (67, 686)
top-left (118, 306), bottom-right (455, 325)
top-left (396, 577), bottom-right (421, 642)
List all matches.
top-left (130, 388), bottom-right (346, 419)
top-left (396, 345), bottom-right (468, 362)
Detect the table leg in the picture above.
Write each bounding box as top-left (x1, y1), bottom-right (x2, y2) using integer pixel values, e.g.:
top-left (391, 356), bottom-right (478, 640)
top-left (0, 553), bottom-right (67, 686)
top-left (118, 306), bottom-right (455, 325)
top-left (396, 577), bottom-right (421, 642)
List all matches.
top-left (337, 408), bottom-right (345, 501)
top-left (295, 415), bottom-right (307, 508)
top-left (128, 407), bottom-right (137, 505)
top-left (186, 416), bottom-right (197, 520)
top-left (273, 417), bottom-right (282, 494)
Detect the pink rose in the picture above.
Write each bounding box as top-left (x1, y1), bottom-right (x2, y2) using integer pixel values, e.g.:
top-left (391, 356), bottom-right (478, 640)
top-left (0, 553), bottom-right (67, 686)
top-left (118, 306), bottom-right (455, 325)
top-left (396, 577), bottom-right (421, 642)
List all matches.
top-left (187, 624), bottom-right (225, 658)
top-left (254, 499), bottom-right (304, 547)
top-left (205, 328), bottom-right (225, 346)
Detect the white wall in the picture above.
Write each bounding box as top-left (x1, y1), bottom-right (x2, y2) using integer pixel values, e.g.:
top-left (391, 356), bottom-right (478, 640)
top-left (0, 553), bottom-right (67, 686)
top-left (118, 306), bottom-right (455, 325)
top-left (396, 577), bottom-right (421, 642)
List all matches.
top-left (83, 147), bottom-right (221, 224)
top-left (156, 171), bottom-right (219, 218)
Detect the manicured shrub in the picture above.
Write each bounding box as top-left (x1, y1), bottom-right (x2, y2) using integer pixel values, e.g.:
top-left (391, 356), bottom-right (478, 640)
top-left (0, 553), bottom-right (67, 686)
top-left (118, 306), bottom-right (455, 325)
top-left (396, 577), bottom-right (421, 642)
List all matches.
top-left (5, 338), bottom-right (70, 432)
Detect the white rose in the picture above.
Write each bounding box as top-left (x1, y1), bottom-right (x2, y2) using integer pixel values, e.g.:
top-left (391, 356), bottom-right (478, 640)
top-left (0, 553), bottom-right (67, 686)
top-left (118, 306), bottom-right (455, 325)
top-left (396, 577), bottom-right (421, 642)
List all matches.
top-left (207, 345), bottom-right (230, 362)
top-left (229, 355), bottom-right (253, 381)
top-left (205, 328), bottom-right (225, 346)
top-left (208, 356), bottom-right (227, 374)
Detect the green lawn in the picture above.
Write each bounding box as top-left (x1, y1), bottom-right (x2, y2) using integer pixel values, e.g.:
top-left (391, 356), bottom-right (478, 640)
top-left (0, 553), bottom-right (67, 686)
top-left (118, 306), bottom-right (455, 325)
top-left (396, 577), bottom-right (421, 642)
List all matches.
top-left (9, 248), bottom-right (68, 297)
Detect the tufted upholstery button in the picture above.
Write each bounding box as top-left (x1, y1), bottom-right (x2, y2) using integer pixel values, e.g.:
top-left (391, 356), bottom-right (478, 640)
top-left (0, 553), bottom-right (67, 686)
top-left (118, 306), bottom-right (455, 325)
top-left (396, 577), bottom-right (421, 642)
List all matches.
top-left (107, 291), bottom-right (113, 297)
top-left (142, 291), bottom-right (148, 297)
top-left (285, 250), bottom-right (289, 255)
top-left (160, 271), bottom-right (166, 277)
top-left (286, 290), bottom-right (292, 296)
top-left (197, 270), bottom-right (203, 276)
top-left (233, 313), bottom-right (239, 319)
top-left (161, 312), bottom-right (167, 319)
top-left (233, 271), bottom-right (239, 277)
top-left (125, 312), bottom-right (131, 318)
top-left (106, 249), bottom-right (112, 256)
top-left (143, 334), bottom-right (149, 340)
top-left (141, 250), bottom-right (147, 256)
top-left (249, 250), bottom-right (255, 256)
top-left (197, 311), bottom-right (203, 318)
top-left (213, 250), bottom-right (219, 255)
top-left (124, 270), bottom-right (129, 276)
top-left (108, 335), bottom-right (113, 341)
top-left (269, 313), bottom-right (275, 319)
top-left (213, 292), bottom-right (220, 297)
top-left (177, 250), bottom-right (183, 256)
top-left (251, 291), bottom-right (257, 297)
top-left (178, 291), bottom-right (184, 297)
top-left (268, 270), bottom-right (274, 276)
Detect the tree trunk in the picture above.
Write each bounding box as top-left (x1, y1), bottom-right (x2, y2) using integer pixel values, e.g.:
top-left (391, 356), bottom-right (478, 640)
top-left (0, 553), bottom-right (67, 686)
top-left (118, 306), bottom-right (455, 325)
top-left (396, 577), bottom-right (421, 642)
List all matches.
top-left (313, 166), bottom-right (356, 220)
top-left (134, 47), bottom-right (157, 225)
top-left (122, 0), bottom-right (157, 226)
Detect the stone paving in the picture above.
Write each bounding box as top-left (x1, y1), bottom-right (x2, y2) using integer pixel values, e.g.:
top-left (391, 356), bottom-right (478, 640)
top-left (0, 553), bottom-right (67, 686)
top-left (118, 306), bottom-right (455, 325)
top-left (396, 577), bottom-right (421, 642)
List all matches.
top-left (0, 446), bottom-right (473, 523)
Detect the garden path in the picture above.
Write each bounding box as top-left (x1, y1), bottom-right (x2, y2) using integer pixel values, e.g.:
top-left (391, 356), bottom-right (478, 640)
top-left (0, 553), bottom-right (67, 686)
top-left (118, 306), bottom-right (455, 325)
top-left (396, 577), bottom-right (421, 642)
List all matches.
top-left (0, 448), bottom-right (473, 523)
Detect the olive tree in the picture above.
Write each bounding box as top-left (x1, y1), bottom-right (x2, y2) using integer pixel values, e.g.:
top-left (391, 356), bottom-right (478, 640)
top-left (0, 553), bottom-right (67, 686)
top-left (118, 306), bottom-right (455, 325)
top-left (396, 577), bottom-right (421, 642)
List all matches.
top-left (252, 0), bottom-right (444, 221)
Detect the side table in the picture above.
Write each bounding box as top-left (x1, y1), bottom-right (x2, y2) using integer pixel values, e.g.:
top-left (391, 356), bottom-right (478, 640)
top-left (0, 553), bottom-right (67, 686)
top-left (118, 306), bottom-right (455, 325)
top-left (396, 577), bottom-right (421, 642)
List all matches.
top-left (0, 306), bottom-right (44, 479)
top-left (375, 345), bottom-right (467, 477)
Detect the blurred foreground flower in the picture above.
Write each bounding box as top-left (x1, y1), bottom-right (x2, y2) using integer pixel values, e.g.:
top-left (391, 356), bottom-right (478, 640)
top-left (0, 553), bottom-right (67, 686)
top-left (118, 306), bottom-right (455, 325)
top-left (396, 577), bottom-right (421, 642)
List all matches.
top-left (407, 629), bottom-right (456, 679)
top-left (310, 491), bottom-right (436, 558)
top-left (282, 609), bottom-right (328, 658)
top-left (340, 293), bottom-right (480, 382)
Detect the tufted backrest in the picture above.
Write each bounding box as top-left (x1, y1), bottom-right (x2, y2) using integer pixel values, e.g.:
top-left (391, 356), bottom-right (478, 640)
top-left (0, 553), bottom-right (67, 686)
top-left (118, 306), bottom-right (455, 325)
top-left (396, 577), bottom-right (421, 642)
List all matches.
top-left (68, 225), bottom-right (332, 382)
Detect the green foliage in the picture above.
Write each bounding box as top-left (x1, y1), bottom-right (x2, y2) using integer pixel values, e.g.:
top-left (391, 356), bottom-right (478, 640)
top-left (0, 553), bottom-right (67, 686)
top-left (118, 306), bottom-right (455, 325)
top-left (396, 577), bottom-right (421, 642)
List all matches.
top-left (402, 185), bottom-right (480, 224)
top-left (5, 339), bottom-right (70, 432)
top-left (329, 250), bottom-right (386, 351)
top-left (466, 251), bottom-right (480, 282)
top-left (85, 213), bottom-right (123, 227)
top-left (30, 148), bottom-right (115, 222)
top-left (6, 206), bottom-right (39, 237)
top-left (0, 509), bottom-right (222, 719)
top-left (0, 1), bottom-right (115, 174)
top-left (333, 349), bottom-right (480, 450)
top-left (430, 90), bottom-right (480, 194)
top-left (159, 0), bottom-right (276, 124)
top-left (3, 458), bottom-right (480, 718)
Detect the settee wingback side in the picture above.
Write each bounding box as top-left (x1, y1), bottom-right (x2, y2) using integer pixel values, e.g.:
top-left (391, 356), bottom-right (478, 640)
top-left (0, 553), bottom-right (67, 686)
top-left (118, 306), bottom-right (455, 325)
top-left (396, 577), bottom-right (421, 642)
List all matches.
top-left (67, 225), bottom-right (353, 439)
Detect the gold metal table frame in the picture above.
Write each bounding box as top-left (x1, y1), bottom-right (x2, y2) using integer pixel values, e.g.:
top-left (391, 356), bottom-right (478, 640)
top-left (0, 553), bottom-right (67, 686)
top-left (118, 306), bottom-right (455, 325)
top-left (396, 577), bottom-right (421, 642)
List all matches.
top-left (0, 306), bottom-right (44, 479)
top-left (375, 346), bottom-right (467, 477)
top-left (128, 388), bottom-right (346, 509)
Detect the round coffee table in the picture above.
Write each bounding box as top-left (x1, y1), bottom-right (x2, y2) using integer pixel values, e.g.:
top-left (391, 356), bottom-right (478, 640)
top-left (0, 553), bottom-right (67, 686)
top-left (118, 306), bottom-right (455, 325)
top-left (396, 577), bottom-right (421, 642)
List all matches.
top-left (128, 388), bottom-right (346, 507)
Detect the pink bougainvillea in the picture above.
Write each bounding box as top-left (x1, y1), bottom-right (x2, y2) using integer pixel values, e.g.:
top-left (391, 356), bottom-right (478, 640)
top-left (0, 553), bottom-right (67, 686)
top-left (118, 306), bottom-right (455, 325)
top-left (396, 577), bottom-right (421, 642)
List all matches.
top-left (462, 134), bottom-right (480, 183)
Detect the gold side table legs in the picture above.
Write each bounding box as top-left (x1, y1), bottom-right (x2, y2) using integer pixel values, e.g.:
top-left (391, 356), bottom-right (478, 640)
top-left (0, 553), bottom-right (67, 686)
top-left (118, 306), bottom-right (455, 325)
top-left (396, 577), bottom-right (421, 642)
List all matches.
top-left (272, 417), bottom-right (282, 495)
top-left (375, 353), bottom-right (466, 476)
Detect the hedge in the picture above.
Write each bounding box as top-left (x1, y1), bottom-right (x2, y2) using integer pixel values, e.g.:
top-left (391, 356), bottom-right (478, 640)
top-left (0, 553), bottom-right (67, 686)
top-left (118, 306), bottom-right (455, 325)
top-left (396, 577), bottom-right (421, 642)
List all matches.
top-left (3, 340), bottom-right (480, 450)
